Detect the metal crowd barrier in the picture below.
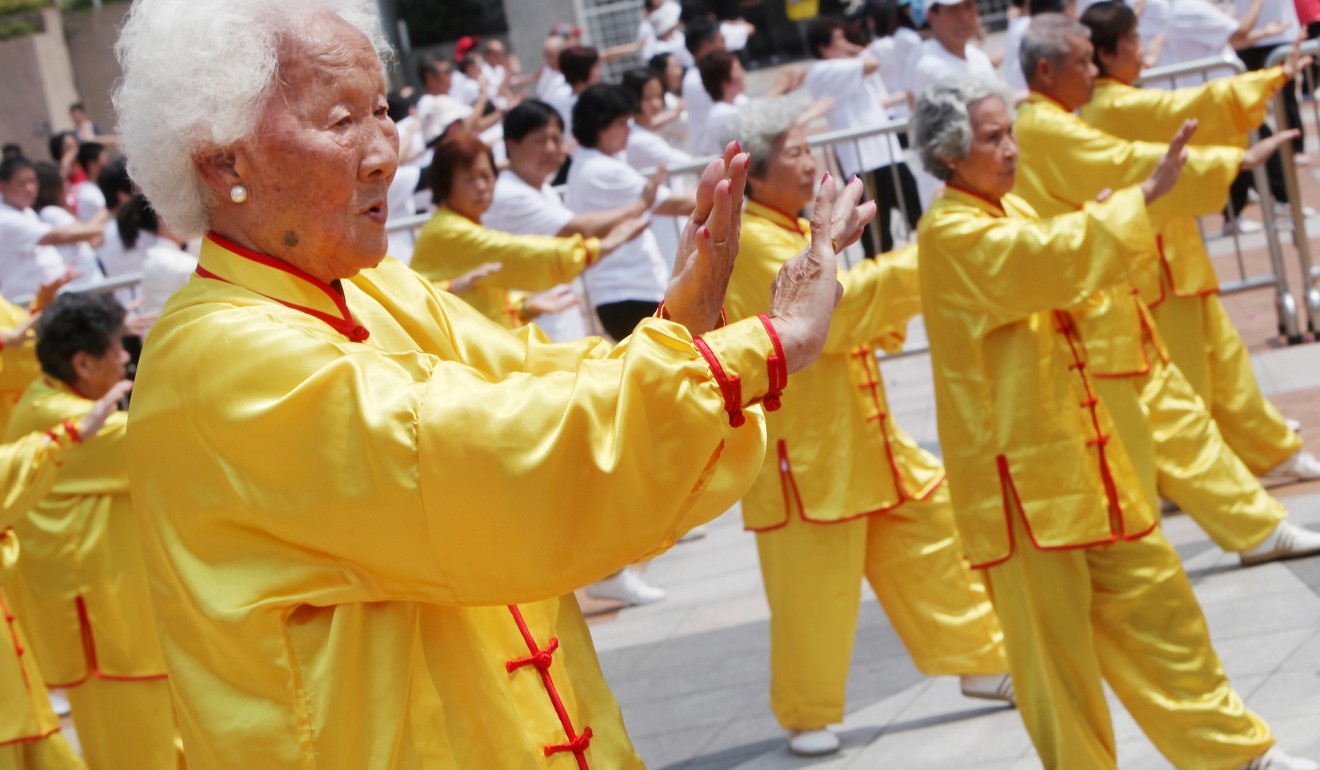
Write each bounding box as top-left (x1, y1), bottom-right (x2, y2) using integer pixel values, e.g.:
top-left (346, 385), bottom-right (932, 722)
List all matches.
top-left (13, 272), bottom-right (144, 309)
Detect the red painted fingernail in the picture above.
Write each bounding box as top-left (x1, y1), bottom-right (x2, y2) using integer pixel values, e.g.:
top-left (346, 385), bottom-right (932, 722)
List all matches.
top-left (821, 172), bottom-right (830, 184)
top-left (734, 141), bottom-right (742, 153)
top-left (849, 175), bottom-right (858, 184)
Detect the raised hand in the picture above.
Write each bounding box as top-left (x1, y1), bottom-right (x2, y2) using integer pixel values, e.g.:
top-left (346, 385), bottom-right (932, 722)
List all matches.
top-left (448, 263), bottom-right (503, 294)
top-left (523, 285), bottom-right (579, 318)
top-left (1282, 33), bottom-right (1315, 80)
top-left (1242, 127), bottom-right (1302, 170)
top-left (33, 267), bottom-right (77, 311)
top-left (76, 380), bottom-right (133, 440)
top-left (662, 141), bottom-right (750, 336)
top-left (1141, 119), bottom-right (1195, 204)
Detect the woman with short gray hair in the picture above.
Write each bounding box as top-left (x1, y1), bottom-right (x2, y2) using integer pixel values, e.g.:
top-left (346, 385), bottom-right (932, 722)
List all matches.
top-left (911, 77), bottom-right (1012, 183)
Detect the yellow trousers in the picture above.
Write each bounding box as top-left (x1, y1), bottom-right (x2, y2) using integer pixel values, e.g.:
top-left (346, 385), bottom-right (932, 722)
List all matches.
top-left (64, 676), bottom-right (184, 770)
top-left (754, 483), bottom-right (1007, 730)
top-left (0, 734), bottom-right (85, 770)
top-left (1092, 355), bottom-right (1284, 552)
top-left (985, 507), bottom-right (1272, 770)
top-left (1151, 291), bottom-right (1301, 475)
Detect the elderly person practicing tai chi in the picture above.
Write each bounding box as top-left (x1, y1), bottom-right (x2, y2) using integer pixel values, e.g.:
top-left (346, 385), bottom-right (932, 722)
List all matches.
top-left (719, 99), bottom-right (1010, 758)
top-left (914, 76), bottom-right (1317, 770)
top-left (0, 382), bottom-right (129, 770)
top-left (1013, 14), bottom-right (1320, 567)
top-left (1078, 1), bottom-right (1320, 483)
top-left (115, 0), bottom-right (856, 767)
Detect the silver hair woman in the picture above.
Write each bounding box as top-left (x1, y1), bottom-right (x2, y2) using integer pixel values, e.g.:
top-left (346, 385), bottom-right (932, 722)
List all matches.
top-left (911, 77), bottom-right (1013, 183)
top-left (114, 0), bottom-right (860, 767)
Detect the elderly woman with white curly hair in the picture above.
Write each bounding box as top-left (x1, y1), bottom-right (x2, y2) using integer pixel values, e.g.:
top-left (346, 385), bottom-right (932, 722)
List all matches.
top-left (914, 76), bottom-right (1317, 770)
top-left (114, 0), bottom-right (859, 767)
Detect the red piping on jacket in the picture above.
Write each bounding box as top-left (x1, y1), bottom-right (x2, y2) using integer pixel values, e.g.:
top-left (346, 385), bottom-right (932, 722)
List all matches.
top-left (1156, 235), bottom-right (1220, 300)
top-left (0, 725), bottom-right (62, 749)
top-left (0, 584), bottom-right (30, 691)
top-left (46, 596), bottom-right (169, 688)
top-left (505, 604), bottom-right (592, 770)
top-left (197, 233), bottom-right (370, 342)
top-left (692, 337), bottom-right (745, 427)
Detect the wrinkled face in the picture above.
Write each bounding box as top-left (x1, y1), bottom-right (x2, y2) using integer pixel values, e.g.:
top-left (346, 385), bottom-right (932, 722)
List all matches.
top-left (76, 336), bottom-right (128, 400)
top-left (0, 166), bottom-right (39, 210)
top-left (638, 77), bottom-right (665, 120)
top-left (1051, 33), bottom-right (1099, 110)
top-left (947, 96), bottom-right (1017, 200)
top-left (749, 124), bottom-right (817, 212)
top-left (597, 114), bottom-right (632, 155)
top-left (506, 121), bottom-right (566, 184)
top-left (1099, 23), bottom-right (1142, 83)
top-left (929, 0), bottom-right (980, 50)
top-left (222, 13), bottom-right (399, 281)
top-left (446, 151), bottom-right (496, 221)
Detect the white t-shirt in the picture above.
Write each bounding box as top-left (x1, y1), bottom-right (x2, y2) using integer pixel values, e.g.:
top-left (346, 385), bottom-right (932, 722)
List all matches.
top-left (626, 125), bottom-right (692, 275)
top-left (638, 18), bottom-right (659, 60)
top-left (1000, 15), bottom-right (1031, 93)
top-left (74, 180), bottom-right (106, 223)
top-left (536, 67), bottom-right (567, 100)
top-left (0, 202), bottom-right (68, 302)
top-left (681, 66), bottom-right (713, 153)
top-left (38, 205), bottom-right (103, 288)
top-left (866, 31), bottom-right (921, 118)
top-left (699, 99), bottom-right (743, 156)
top-left (544, 84), bottom-right (577, 141)
top-left (139, 241), bottom-right (198, 327)
top-left (483, 169), bottom-right (588, 342)
top-left (449, 71), bottom-right (482, 107)
top-left (721, 21), bottom-right (751, 52)
top-left (1163, 0), bottom-right (1239, 86)
top-left (566, 147), bottom-right (669, 306)
top-left (97, 218), bottom-right (154, 305)
top-left (1139, 0), bottom-right (1172, 68)
top-left (806, 58), bottom-right (904, 177)
top-left (907, 38), bottom-right (997, 101)
top-left (1236, 0), bottom-right (1300, 48)
top-left (386, 164), bottom-right (421, 265)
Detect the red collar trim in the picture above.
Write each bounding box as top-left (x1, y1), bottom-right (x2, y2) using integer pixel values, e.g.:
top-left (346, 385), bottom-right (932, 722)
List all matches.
top-left (945, 183), bottom-right (1006, 216)
top-left (198, 232), bottom-right (370, 342)
top-left (1027, 89), bottom-right (1071, 111)
top-left (745, 199), bottom-right (807, 235)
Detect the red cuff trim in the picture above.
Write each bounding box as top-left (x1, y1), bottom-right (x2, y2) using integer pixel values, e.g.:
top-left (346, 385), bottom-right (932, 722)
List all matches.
top-left (62, 420), bottom-right (82, 444)
top-left (692, 336), bottom-right (745, 427)
top-left (756, 314), bottom-right (787, 411)
top-left (653, 301), bottom-right (670, 320)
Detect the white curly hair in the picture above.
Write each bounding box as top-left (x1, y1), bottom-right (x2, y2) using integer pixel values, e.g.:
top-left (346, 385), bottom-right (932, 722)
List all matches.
top-left (911, 77), bottom-right (1012, 182)
top-left (113, 0), bottom-right (393, 236)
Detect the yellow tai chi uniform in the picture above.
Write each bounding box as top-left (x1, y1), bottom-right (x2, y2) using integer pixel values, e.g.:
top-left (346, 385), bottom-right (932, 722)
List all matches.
top-left (1013, 93), bottom-right (1287, 553)
top-left (4, 379), bottom-right (181, 770)
top-left (919, 184), bottom-right (1271, 769)
top-left (1080, 69), bottom-right (1303, 475)
top-left (0, 427), bottom-right (88, 770)
top-left (126, 232), bottom-right (785, 769)
top-left (0, 298), bottom-right (42, 434)
top-left (411, 204), bottom-right (600, 329)
top-left (724, 199), bottom-right (1005, 730)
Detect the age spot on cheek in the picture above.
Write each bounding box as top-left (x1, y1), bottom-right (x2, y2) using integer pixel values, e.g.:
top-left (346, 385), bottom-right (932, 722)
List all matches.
top-left (283, 231), bottom-right (300, 248)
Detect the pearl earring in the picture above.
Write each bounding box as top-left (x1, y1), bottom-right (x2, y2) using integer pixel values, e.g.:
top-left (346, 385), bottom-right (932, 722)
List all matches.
top-left (230, 184), bottom-right (248, 204)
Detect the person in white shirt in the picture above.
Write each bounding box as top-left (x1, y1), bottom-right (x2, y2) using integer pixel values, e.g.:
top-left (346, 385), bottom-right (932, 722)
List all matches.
top-left (696, 50), bottom-right (752, 156)
top-left (681, 16), bottom-right (727, 153)
top-left (0, 157), bottom-right (104, 302)
top-left (71, 142), bottom-right (108, 223)
top-left (806, 18), bottom-right (918, 254)
top-left (567, 84), bottom-right (698, 341)
top-left (1000, 0), bottom-right (1033, 92)
top-left (34, 161), bottom-right (105, 289)
top-left (649, 52), bottom-right (692, 149)
top-left (547, 45), bottom-right (602, 143)
top-left (535, 35), bottom-right (568, 100)
top-left (1162, 0), bottom-right (1278, 85)
top-left (117, 194), bottom-right (198, 328)
top-left (623, 67), bottom-right (695, 269)
top-left (1235, 0), bottom-right (1307, 161)
top-left (860, 0), bottom-right (924, 118)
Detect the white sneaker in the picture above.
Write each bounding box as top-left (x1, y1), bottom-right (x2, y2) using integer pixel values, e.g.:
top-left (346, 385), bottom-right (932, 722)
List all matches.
top-left (960, 673), bottom-right (1015, 704)
top-left (1237, 747), bottom-right (1320, 770)
top-left (1240, 521), bottom-right (1320, 566)
top-left (787, 729), bottom-right (840, 756)
top-left (1273, 201), bottom-right (1320, 220)
top-left (48, 691), bottom-right (70, 717)
top-left (585, 570), bottom-right (666, 606)
top-left (1222, 217), bottom-right (1265, 236)
top-left (1286, 417), bottom-right (1302, 432)
top-left (1262, 449), bottom-right (1320, 481)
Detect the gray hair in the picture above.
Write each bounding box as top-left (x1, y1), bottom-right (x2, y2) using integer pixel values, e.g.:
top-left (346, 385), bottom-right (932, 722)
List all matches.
top-left (721, 93), bottom-right (812, 178)
top-left (911, 77), bottom-right (1012, 182)
top-left (114, 0), bottom-right (393, 237)
top-left (1020, 14), bottom-right (1090, 87)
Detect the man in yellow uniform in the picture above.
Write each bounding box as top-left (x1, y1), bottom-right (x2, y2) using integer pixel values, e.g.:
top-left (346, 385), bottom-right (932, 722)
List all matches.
top-left (4, 294), bottom-right (181, 770)
top-left (913, 76), bottom-right (1315, 770)
top-left (1078, 1), bottom-right (1320, 482)
top-left (720, 99), bottom-right (1010, 758)
top-left (1013, 14), bottom-right (1320, 566)
top-left (0, 273), bottom-right (74, 432)
top-left (0, 382), bottom-right (129, 770)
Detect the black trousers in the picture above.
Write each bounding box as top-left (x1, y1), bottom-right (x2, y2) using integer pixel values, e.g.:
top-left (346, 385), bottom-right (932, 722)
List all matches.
top-left (1238, 44), bottom-right (1304, 152)
top-left (864, 162), bottom-right (922, 257)
top-left (595, 300), bottom-right (660, 342)
top-left (1228, 122), bottom-right (1292, 216)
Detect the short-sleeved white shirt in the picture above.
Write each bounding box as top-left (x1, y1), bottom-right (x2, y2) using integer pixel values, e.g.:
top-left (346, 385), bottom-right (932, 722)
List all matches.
top-left (1164, 0), bottom-right (1239, 86)
top-left (449, 71), bottom-right (482, 107)
top-left (999, 16), bottom-right (1031, 93)
top-left (806, 58), bottom-right (904, 177)
top-left (483, 169), bottom-right (588, 342)
top-left (0, 202), bottom-right (68, 301)
top-left (566, 147), bottom-right (669, 306)
top-left (544, 84), bottom-right (577, 141)
top-left (38, 205), bottom-right (103, 287)
top-left (385, 164), bottom-right (421, 265)
top-left (907, 38), bottom-right (997, 101)
top-left (139, 241), bottom-right (198, 326)
top-left (626, 124), bottom-right (693, 172)
top-left (866, 30), bottom-right (921, 118)
top-left (73, 181), bottom-right (106, 223)
top-left (681, 67), bottom-right (713, 153)
top-left (535, 67), bottom-right (567, 100)
top-left (97, 218), bottom-right (154, 284)
top-left (698, 99), bottom-right (745, 156)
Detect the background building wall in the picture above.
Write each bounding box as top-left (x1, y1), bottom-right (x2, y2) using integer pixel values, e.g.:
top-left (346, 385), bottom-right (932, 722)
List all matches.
top-left (63, 2), bottom-right (132, 135)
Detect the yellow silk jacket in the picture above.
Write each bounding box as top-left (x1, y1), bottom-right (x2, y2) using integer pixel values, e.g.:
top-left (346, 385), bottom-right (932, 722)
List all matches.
top-left (1013, 94), bottom-right (1243, 376)
top-left (3, 378), bottom-right (167, 688)
top-left (411, 204), bottom-right (600, 329)
top-left (918, 186), bottom-right (1158, 567)
top-left (0, 298), bottom-right (40, 432)
top-left (126, 233), bottom-right (782, 769)
top-left (1080, 70), bottom-right (1284, 298)
top-left (724, 199), bottom-right (942, 530)
top-left (0, 429), bottom-right (77, 747)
